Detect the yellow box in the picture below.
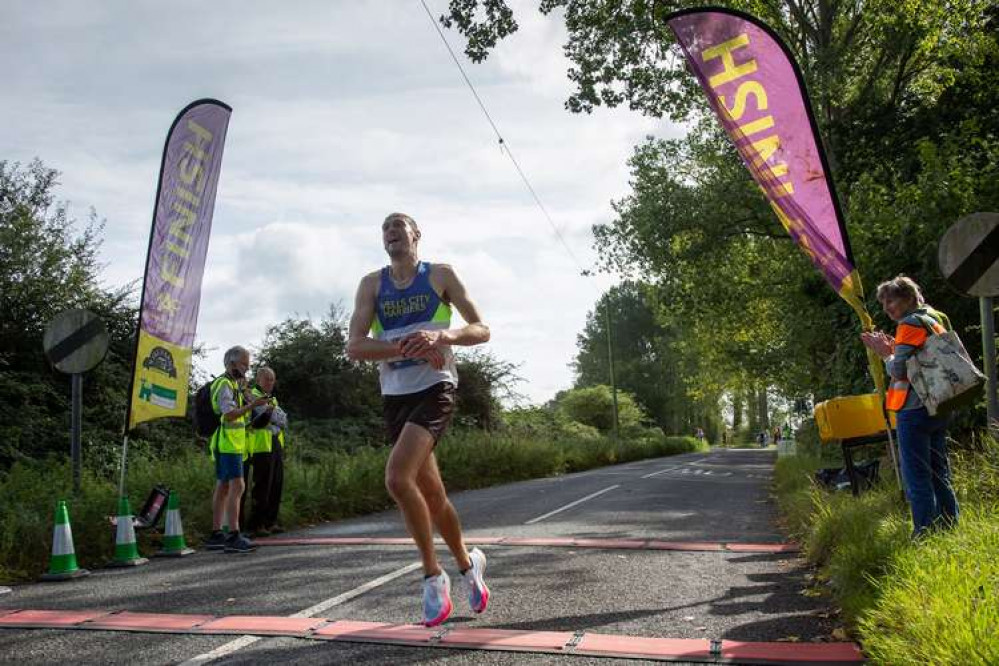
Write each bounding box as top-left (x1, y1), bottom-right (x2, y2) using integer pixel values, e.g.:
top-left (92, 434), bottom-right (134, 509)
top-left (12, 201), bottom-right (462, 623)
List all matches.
top-left (813, 393), bottom-right (896, 442)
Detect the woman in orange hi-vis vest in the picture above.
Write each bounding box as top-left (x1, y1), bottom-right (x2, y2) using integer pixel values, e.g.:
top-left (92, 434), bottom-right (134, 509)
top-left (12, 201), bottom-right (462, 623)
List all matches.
top-left (861, 276), bottom-right (959, 537)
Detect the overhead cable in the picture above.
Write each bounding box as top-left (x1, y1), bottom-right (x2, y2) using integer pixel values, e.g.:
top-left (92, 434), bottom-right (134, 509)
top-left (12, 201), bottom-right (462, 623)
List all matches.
top-left (418, 0), bottom-right (587, 274)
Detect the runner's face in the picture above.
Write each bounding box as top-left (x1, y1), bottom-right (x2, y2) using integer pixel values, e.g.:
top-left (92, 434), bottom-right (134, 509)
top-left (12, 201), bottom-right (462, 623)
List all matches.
top-left (382, 217), bottom-right (417, 257)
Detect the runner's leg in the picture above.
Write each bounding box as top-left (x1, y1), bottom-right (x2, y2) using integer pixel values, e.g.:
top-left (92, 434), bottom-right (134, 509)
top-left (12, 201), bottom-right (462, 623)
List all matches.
top-left (385, 423), bottom-right (439, 575)
top-left (417, 452), bottom-right (471, 571)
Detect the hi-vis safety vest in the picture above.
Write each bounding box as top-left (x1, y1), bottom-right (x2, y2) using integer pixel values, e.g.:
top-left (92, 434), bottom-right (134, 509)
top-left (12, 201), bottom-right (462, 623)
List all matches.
top-left (210, 376), bottom-right (248, 457)
top-left (246, 386), bottom-right (285, 455)
top-left (885, 309), bottom-right (948, 412)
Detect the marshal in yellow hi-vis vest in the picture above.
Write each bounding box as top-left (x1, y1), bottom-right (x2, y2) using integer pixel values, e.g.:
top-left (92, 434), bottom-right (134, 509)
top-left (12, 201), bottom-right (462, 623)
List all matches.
top-left (210, 376), bottom-right (248, 457)
top-left (246, 386), bottom-right (285, 455)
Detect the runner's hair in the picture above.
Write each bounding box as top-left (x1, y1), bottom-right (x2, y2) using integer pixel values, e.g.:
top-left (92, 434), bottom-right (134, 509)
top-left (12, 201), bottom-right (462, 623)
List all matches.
top-left (384, 212), bottom-right (419, 234)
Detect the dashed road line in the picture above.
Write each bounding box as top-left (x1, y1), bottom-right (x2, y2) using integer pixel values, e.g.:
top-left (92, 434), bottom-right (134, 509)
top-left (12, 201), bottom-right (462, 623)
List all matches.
top-left (524, 485), bottom-right (620, 524)
top-left (641, 466), bottom-right (681, 479)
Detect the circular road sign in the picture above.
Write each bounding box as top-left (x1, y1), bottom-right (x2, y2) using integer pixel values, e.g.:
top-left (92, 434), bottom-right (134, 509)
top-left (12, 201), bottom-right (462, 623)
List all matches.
top-left (43, 309), bottom-right (110, 374)
top-left (938, 212), bottom-right (999, 297)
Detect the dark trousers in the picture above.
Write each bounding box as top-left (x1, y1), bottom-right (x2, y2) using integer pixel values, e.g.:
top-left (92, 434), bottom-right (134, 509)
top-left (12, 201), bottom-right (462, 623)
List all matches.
top-left (896, 407), bottom-right (959, 535)
top-left (241, 438), bottom-right (284, 531)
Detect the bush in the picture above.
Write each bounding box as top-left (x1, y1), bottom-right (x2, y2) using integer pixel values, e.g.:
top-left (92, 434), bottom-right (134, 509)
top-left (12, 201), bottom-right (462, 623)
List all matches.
top-left (556, 385), bottom-right (647, 433)
top-left (0, 425), bottom-right (706, 582)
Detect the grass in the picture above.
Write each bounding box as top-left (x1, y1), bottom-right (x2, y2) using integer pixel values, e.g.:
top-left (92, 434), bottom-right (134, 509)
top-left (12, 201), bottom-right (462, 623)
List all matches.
top-left (773, 427), bottom-right (999, 664)
top-left (0, 428), bottom-right (706, 582)
top-left (859, 506), bottom-right (999, 665)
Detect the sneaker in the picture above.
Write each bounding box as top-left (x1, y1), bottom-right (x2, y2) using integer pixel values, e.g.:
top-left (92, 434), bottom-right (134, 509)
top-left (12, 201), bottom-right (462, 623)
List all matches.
top-left (224, 533), bottom-right (258, 554)
top-left (422, 571), bottom-right (453, 627)
top-left (462, 548), bottom-right (490, 614)
top-left (203, 531), bottom-right (227, 551)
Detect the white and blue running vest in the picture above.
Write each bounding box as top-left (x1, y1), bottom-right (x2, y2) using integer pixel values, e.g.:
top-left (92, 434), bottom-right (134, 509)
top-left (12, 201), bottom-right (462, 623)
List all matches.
top-left (373, 262), bottom-right (457, 395)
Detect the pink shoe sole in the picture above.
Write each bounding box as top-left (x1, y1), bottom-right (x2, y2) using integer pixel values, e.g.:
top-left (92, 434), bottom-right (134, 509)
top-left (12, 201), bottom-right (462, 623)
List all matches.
top-left (472, 587), bottom-right (490, 614)
top-left (424, 598), bottom-right (453, 627)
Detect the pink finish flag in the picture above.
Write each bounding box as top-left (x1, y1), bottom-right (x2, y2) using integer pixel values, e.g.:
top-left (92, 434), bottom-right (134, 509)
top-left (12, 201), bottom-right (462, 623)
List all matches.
top-left (126, 99), bottom-right (231, 430)
top-left (664, 7), bottom-right (883, 391)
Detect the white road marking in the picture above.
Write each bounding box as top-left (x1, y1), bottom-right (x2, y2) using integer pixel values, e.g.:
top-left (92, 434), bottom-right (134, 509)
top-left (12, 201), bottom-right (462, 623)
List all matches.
top-left (643, 465), bottom-right (735, 479)
top-left (641, 466), bottom-right (681, 479)
top-left (524, 485), bottom-right (620, 524)
top-left (178, 560), bottom-right (423, 665)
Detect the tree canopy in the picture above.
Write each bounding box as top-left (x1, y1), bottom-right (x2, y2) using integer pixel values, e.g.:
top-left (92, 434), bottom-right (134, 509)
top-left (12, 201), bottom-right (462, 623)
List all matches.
top-left (440, 1), bottom-right (998, 431)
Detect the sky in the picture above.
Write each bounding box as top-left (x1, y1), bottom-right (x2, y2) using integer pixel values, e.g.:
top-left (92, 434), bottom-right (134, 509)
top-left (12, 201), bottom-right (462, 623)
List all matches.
top-left (2, 1), bottom-right (681, 404)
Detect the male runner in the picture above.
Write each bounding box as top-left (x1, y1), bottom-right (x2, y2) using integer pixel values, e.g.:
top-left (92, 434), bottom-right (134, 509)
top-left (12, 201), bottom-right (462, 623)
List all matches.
top-left (347, 212), bottom-right (491, 627)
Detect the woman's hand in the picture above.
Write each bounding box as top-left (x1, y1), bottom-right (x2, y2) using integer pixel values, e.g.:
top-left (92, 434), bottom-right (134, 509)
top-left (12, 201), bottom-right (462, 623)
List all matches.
top-left (860, 330), bottom-right (895, 359)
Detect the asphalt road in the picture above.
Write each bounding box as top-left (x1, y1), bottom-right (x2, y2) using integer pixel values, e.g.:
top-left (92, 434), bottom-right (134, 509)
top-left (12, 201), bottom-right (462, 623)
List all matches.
top-left (0, 447), bottom-right (838, 664)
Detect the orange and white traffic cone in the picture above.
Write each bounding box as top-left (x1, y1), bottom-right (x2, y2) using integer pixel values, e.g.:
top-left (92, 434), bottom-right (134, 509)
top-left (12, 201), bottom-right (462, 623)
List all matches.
top-left (107, 496), bottom-right (149, 567)
top-left (155, 491), bottom-right (194, 557)
top-left (40, 500), bottom-right (90, 581)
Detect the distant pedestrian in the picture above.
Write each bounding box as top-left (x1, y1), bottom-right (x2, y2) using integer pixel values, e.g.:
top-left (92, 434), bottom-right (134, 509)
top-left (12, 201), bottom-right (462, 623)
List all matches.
top-left (861, 275), bottom-right (959, 537)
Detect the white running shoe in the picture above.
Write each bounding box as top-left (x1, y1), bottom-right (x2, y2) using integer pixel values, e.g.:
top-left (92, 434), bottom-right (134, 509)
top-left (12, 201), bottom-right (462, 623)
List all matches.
top-left (462, 547), bottom-right (490, 614)
top-left (422, 570), bottom-right (453, 627)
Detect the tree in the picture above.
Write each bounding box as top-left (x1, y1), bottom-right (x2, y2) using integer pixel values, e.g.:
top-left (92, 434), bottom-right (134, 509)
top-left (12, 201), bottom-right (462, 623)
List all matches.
top-left (556, 384), bottom-right (647, 434)
top-left (255, 305), bottom-right (380, 421)
top-left (575, 282), bottom-right (695, 432)
top-left (1, 160), bottom-right (110, 465)
top-left (0, 160), bottom-right (103, 371)
top-left (454, 349), bottom-right (522, 430)
top-left (0, 160), bottom-right (189, 466)
top-left (441, 1), bottom-right (992, 135)
top-left (440, 2), bottom-right (997, 429)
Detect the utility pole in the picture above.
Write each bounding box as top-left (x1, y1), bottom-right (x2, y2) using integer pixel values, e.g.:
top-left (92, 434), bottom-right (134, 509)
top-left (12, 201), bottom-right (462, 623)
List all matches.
top-left (605, 299), bottom-right (620, 442)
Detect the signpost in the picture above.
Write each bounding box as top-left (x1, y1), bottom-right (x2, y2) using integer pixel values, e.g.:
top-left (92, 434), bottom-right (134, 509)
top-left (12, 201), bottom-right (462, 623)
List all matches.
top-left (938, 212), bottom-right (999, 435)
top-left (43, 309), bottom-right (109, 493)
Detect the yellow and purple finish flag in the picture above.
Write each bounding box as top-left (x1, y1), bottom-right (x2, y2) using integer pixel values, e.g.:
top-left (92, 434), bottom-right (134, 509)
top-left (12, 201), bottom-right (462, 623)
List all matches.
top-left (664, 7), bottom-right (883, 390)
top-left (126, 99), bottom-right (232, 431)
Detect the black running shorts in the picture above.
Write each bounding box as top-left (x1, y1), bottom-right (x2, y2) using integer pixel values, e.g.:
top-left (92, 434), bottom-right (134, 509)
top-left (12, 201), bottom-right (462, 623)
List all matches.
top-left (383, 382), bottom-right (456, 446)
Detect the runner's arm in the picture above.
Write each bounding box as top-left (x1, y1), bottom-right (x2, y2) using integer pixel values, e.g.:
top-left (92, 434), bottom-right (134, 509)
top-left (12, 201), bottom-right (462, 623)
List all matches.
top-left (399, 265), bottom-right (489, 357)
top-left (346, 273), bottom-right (403, 361)
top-left (440, 265), bottom-right (489, 345)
